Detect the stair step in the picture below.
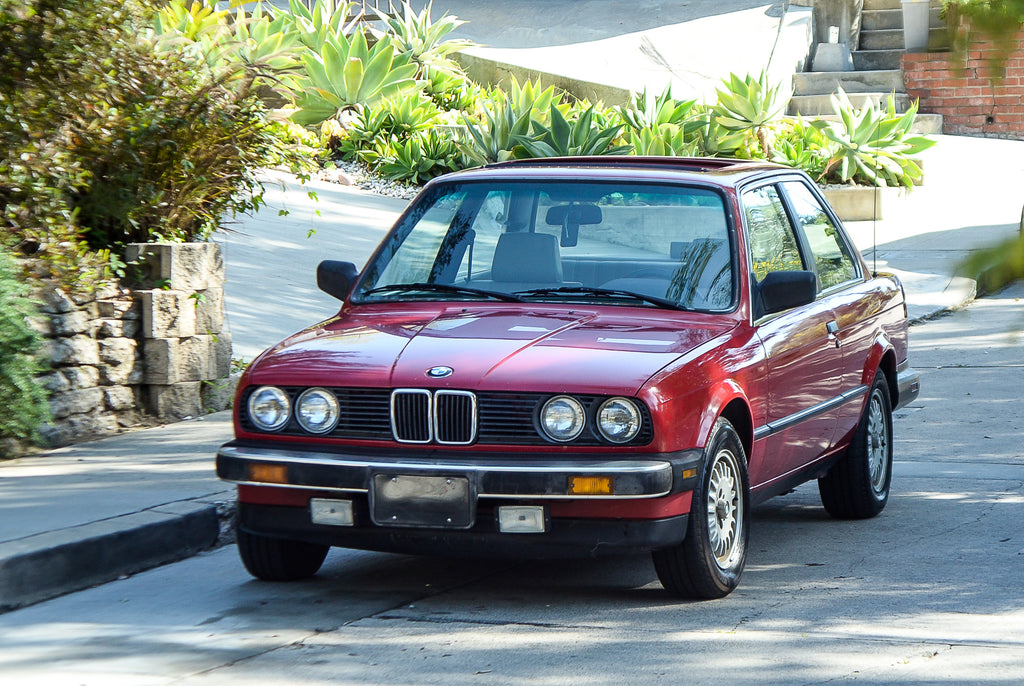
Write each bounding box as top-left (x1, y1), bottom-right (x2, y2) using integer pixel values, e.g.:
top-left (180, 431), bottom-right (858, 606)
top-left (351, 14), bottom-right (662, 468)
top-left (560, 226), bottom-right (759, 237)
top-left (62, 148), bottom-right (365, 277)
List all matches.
top-left (793, 69), bottom-right (906, 96)
top-left (862, 0), bottom-right (902, 11)
top-left (861, 28), bottom-right (905, 51)
top-left (862, 8), bottom-right (902, 31)
top-left (853, 49), bottom-right (905, 71)
top-left (789, 113), bottom-right (943, 135)
top-left (787, 92), bottom-right (912, 116)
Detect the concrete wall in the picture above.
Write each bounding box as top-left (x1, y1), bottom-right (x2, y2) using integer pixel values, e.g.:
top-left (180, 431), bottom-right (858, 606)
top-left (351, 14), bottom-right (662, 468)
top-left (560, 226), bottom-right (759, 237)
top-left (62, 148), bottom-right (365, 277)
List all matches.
top-left (903, 29), bottom-right (1024, 140)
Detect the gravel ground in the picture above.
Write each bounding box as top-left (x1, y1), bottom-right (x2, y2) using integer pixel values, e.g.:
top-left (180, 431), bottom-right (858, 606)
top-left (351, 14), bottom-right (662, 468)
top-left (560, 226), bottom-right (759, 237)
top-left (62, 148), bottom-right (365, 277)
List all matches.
top-left (312, 160), bottom-right (422, 200)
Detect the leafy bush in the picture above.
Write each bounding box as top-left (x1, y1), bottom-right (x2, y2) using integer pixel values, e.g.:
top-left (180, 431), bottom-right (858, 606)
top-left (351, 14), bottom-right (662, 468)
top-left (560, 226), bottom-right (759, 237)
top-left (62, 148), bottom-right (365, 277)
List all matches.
top-left (1, 0), bottom-right (304, 292)
top-left (0, 250), bottom-right (50, 446)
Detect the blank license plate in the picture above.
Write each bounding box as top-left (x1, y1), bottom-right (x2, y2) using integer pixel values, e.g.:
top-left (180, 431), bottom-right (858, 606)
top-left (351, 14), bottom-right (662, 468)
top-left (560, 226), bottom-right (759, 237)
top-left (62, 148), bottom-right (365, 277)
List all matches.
top-left (371, 474), bottom-right (473, 529)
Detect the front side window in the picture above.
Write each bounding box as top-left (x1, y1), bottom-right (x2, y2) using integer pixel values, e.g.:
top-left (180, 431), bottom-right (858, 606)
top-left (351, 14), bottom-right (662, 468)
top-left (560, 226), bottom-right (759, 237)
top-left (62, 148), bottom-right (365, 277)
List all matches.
top-left (782, 181), bottom-right (859, 291)
top-left (354, 181), bottom-right (736, 312)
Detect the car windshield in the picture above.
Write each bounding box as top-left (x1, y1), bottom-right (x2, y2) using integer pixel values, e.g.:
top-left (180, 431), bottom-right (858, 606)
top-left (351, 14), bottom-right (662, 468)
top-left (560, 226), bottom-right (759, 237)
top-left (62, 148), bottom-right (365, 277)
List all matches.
top-left (354, 180), bottom-right (735, 312)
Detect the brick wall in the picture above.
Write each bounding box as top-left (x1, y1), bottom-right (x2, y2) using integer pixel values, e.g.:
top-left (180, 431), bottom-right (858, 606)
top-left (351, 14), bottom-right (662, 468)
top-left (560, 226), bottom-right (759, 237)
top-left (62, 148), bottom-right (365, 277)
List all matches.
top-left (902, 29), bottom-right (1024, 139)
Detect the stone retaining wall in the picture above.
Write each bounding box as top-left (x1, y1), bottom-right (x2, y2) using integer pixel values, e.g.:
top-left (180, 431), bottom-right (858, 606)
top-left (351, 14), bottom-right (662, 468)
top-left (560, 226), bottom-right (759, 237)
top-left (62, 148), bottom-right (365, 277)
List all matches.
top-left (32, 243), bottom-right (233, 447)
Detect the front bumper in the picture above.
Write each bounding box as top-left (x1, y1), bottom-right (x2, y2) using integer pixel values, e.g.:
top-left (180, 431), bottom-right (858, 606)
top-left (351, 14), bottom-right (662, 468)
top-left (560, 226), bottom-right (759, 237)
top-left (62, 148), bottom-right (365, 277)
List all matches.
top-left (217, 441), bottom-right (701, 500)
top-left (217, 441), bottom-right (701, 556)
top-left (896, 360), bottom-right (920, 410)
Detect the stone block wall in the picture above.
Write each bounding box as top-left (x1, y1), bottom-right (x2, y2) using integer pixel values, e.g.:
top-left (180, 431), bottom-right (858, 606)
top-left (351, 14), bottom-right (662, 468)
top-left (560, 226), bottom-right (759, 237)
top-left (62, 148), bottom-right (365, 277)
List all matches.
top-left (903, 29), bottom-right (1024, 139)
top-left (34, 285), bottom-right (144, 447)
top-left (31, 242), bottom-right (233, 447)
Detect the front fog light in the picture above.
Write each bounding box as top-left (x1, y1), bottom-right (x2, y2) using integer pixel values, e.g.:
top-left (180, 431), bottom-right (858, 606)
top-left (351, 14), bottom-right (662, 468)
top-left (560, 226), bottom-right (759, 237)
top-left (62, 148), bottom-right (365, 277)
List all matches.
top-left (540, 395), bottom-right (586, 442)
top-left (497, 506), bottom-right (546, 533)
top-left (296, 387), bottom-right (340, 434)
top-left (248, 386), bottom-right (291, 431)
top-left (597, 397), bottom-right (641, 443)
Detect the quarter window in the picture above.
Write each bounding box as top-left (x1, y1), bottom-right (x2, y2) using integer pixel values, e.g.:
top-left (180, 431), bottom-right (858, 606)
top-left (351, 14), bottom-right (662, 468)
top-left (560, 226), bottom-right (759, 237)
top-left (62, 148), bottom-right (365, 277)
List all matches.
top-left (743, 185), bottom-right (804, 282)
top-left (782, 182), bottom-right (858, 291)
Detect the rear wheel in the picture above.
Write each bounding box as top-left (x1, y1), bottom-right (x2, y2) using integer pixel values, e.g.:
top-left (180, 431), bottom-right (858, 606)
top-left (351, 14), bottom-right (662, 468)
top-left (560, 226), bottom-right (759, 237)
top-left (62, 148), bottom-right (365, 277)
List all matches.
top-left (236, 526), bottom-right (329, 581)
top-left (653, 418), bottom-right (750, 599)
top-left (818, 371), bottom-right (893, 519)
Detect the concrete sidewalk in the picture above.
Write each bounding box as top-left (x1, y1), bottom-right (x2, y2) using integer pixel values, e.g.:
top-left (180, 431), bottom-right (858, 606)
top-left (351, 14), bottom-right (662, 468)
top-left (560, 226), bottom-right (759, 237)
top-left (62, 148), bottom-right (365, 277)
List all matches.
top-left (2, 4), bottom-right (1023, 613)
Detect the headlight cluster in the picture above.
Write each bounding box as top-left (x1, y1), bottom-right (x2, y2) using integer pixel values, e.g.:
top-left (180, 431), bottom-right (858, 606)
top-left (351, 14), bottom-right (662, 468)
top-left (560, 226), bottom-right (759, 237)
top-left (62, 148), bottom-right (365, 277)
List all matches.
top-left (539, 395), bottom-right (643, 444)
top-left (247, 386), bottom-right (340, 434)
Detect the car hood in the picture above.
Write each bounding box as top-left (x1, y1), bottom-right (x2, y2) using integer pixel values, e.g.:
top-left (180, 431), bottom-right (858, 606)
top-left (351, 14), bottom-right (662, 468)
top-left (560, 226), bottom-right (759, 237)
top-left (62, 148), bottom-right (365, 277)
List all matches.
top-left (249, 305), bottom-right (736, 395)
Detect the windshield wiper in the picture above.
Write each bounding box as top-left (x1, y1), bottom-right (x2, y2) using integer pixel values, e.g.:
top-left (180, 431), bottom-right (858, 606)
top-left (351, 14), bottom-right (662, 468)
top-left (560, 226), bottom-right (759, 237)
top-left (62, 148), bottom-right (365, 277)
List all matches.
top-left (513, 286), bottom-right (687, 311)
top-left (361, 282), bottom-right (524, 303)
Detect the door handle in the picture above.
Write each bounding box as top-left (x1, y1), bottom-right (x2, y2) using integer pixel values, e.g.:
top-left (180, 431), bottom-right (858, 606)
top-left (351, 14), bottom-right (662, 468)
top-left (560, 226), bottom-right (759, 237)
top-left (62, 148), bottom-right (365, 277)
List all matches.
top-left (826, 320), bottom-right (840, 348)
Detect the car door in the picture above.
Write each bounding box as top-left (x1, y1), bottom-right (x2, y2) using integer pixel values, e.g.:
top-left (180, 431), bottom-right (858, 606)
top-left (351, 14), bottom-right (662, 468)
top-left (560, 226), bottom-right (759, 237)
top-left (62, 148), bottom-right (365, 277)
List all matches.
top-left (778, 180), bottom-right (867, 449)
top-left (743, 183), bottom-right (845, 489)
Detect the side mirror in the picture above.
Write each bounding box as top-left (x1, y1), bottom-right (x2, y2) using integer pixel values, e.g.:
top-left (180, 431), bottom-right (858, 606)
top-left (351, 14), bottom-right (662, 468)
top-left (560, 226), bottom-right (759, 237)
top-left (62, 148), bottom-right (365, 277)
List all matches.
top-left (317, 260), bottom-right (358, 301)
top-left (757, 270), bottom-right (817, 317)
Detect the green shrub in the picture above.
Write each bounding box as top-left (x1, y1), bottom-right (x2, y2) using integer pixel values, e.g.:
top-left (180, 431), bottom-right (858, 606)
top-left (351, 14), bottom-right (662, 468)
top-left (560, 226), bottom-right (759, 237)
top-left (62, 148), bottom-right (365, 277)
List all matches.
top-left (0, 251), bottom-right (50, 446)
top-left (1, 0), bottom-right (303, 292)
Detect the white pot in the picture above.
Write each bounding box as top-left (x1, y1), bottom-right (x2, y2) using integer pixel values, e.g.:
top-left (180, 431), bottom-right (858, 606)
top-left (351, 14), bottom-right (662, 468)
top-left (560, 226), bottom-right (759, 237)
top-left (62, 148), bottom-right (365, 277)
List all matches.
top-left (902, 0), bottom-right (931, 52)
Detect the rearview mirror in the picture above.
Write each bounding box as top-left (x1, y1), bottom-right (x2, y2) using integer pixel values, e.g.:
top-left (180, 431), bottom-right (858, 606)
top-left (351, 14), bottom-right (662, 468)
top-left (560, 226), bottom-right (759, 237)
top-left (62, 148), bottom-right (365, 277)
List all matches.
top-left (545, 204), bottom-right (602, 248)
top-left (757, 270), bottom-right (817, 317)
top-left (317, 260), bottom-right (358, 302)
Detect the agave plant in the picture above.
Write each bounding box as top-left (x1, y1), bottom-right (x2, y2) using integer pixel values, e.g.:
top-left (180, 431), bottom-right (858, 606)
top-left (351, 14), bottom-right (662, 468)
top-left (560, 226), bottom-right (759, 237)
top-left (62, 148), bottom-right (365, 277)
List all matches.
top-left (713, 71), bottom-right (784, 159)
top-left (380, 129), bottom-right (460, 184)
top-left (683, 105), bottom-right (748, 158)
top-left (459, 100), bottom-right (535, 166)
top-left (290, 31), bottom-right (419, 126)
top-left (514, 105), bottom-right (631, 158)
top-left (618, 86), bottom-right (698, 133)
top-left (625, 124), bottom-right (698, 157)
top-left (382, 0), bottom-right (476, 75)
top-left (773, 117), bottom-right (832, 181)
top-left (279, 0), bottom-right (361, 51)
top-left (152, 1), bottom-right (300, 99)
top-left (384, 93), bottom-right (442, 137)
top-left (813, 88), bottom-right (935, 188)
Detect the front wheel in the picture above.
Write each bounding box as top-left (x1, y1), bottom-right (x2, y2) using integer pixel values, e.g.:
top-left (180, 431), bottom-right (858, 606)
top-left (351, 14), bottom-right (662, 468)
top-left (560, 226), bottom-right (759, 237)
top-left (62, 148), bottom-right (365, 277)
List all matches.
top-left (236, 526), bottom-right (329, 581)
top-left (818, 370), bottom-right (894, 519)
top-left (653, 418), bottom-right (750, 599)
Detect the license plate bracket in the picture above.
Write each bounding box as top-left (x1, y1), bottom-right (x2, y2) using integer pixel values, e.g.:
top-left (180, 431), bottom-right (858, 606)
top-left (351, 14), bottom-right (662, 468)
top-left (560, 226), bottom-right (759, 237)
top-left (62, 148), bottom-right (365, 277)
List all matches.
top-left (371, 474), bottom-right (474, 529)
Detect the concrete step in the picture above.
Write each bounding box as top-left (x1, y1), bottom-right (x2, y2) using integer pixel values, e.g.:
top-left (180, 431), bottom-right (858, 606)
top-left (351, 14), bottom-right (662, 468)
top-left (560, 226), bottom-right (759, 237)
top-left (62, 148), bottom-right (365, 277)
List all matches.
top-left (793, 69), bottom-right (905, 96)
top-left (862, 8), bottom-right (902, 31)
top-left (861, 28), bottom-right (905, 51)
top-left (789, 112), bottom-right (944, 135)
top-left (854, 49), bottom-right (904, 71)
top-left (863, 0), bottom-right (901, 11)
top-left (788, 91), bottom-right (912, 116)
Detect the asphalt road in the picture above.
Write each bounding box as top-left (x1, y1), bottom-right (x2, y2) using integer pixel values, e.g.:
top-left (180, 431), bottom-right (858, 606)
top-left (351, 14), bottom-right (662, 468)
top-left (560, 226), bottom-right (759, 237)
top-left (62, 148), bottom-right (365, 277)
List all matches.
top-left (1, 285), bottom-right (1022, 684)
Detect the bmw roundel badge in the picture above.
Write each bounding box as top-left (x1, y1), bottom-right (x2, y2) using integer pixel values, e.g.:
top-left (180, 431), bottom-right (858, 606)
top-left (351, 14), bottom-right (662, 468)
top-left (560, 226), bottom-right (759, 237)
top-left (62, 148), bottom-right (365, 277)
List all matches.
top-left (426, 366), bottom-right (454, 378)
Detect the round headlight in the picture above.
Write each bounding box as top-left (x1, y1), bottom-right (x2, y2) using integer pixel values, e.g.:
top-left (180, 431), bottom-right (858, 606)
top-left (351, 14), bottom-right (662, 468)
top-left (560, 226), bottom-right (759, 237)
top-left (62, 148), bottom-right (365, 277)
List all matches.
top-left (296, 387), bottom-right (340, 434)
top-left (540, 395), bottom-right (586, 442)
top-left (247, 386), bottom-right (291, 432)
top-left (597, 397), bottom-right (642, 443)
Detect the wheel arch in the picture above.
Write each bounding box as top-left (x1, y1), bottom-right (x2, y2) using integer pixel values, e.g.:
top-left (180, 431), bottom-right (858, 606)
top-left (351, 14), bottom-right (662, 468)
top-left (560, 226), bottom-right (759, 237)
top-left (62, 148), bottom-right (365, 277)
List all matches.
top-left (864, 332), bottom-right (899, 408)
top-left (719, 397), bottom-right (754, 462)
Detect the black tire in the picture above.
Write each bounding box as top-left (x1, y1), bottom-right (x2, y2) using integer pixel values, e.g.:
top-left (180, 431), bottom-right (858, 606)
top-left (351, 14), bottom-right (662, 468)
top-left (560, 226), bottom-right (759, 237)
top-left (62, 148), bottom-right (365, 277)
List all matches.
top-left (236, 526), bottom-right (329, 581)
top-left (818, 370), bottom-right (894, 519)
top-left (653, 418), bottom-right (750, 599)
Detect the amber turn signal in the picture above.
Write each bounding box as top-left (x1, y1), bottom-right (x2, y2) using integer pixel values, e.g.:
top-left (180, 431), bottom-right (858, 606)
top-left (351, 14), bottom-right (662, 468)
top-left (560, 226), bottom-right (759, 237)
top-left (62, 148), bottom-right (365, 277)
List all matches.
top-left (249, 463), bottom-right (288, 484)
top-left (568, 476), bottom-right (614, 495)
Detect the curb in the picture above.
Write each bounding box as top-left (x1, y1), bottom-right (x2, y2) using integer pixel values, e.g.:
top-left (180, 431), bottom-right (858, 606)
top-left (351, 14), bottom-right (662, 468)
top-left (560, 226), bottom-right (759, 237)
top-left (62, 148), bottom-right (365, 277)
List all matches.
top-left (0, 501), bottom-right (220, 613)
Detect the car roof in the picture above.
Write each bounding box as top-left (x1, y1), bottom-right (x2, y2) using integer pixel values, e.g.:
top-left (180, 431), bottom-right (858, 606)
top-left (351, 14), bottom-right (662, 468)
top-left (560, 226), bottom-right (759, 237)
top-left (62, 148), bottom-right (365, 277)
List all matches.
top-left (432, 156), bottom-right (795, 189)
